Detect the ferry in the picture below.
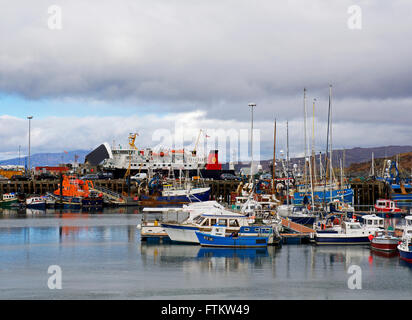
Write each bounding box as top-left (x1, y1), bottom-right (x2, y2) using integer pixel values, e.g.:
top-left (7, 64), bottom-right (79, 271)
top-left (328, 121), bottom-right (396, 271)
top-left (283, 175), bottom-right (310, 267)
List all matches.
top-left (85, 134), bottom-right (234, 179)
top-left (196, 225), bottom-right (271, 248)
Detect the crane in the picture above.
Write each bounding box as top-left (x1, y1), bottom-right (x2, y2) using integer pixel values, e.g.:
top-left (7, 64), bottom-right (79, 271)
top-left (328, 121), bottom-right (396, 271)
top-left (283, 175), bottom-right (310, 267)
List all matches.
top-left (192, 129), bottom-right (204, 156)
top-left (124, 133), bottom-right (139, 179)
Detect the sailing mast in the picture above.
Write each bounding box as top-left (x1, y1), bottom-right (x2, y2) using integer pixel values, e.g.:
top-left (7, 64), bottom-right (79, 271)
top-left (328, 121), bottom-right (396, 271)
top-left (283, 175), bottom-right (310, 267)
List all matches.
top-left (286, 121), bottom-right (290, 207)
top-left (329, 85), bottom-right (333, 202)
top-left (272, 119), bottom-right (277, 195)
top-left (303, 88), bottom-right (308, 196)
top-left (312, 98), bottom-right (317, 186)
top-left (323, 86), bottom-right (332, 208)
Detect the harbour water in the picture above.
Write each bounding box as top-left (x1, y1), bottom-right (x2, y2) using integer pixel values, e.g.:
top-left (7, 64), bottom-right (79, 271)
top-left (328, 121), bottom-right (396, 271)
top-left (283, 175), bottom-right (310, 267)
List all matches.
top-left (1, 208), bottom-right (412, 300)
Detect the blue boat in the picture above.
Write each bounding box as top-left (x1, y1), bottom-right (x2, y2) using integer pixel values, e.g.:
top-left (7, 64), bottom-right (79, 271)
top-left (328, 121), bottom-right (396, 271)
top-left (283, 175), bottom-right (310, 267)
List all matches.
top-left (139, 187), bottom-right (210, 206)
top-left (377, 160), bottom-right (412, 210)
top-left (398, 240), bottom-right (412, 263)
top-left (195, 226), bottom-right (271, 248)
top-left (293, 188), bottom-right (353, 205)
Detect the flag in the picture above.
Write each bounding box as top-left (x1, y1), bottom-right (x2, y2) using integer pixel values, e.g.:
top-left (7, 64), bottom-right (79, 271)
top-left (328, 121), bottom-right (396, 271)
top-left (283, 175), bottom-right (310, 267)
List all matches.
top-left (64, 150), bottom-right (68, 154)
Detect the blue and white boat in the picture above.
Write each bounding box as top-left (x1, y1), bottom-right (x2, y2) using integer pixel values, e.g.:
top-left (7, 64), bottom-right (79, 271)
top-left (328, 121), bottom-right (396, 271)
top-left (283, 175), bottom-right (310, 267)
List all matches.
top-left (139, 186), bottom-right (211, 206)
top-left (195, 225), bottom-right (272, 248)
top-left (293, 187), bottom-right (353, 205)
top-left (25, 196), bottom-right (46, 210)
top-left (314, 215), bottom-right (384, 245)
top-left (162, 212), bottom-right (250, 244)
top-left (277, 205), bottom-right (316, 225)
top-left (397, 216), bottom-right (412, 263)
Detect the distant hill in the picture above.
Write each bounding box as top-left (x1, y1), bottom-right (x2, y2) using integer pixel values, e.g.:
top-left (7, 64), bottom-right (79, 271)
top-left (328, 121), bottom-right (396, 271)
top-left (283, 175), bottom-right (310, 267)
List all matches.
top-left (233, 145), bottom-right (412, 172)
top-left (0, 150), bottom-right (89, 167)
top-left (346, 151), bottom-right (412, 177)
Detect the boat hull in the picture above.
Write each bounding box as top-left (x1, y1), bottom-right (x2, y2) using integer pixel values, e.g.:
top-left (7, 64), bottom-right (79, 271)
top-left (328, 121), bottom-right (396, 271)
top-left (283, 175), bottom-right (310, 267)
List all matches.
top-left (196, 232), bottom-right (268, 248)
top-left (0, 199), bottom-right (18, 208)
top-left (139, 188), bottom-right (210, 207)
top-left (293, 188), bottom-right (353, 205)
top-left (371, 238), bottom-right (399, 252)
top-left (315, 233), bottom-right (371, 245)
top-left (26, 202), bottom-right (46, 210)
top-left (398, 245), bottom-right (412, 262)
top-left (161, 224), bottom-right (201, 243)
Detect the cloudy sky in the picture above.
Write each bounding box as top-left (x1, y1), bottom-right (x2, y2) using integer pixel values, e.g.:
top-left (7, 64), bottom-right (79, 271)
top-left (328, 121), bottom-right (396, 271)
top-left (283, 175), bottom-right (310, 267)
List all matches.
top-left (0, 0), bottom-right (411, 162)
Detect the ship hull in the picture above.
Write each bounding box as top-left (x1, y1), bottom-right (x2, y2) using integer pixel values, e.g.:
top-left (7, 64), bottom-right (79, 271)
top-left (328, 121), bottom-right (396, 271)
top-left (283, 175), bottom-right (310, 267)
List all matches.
top-left (293, 188), bottom-right (353, 205)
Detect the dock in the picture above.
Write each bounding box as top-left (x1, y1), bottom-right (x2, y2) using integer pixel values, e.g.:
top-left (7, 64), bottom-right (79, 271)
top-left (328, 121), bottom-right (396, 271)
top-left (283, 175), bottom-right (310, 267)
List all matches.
top-left (280, 217), bottom-right (315, 244)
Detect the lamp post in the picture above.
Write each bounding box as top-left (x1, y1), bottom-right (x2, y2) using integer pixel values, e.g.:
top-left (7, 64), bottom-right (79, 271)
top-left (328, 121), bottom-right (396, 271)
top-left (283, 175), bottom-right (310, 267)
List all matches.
top-left (248, 103), bottom-right (256, 180)
top-left (27, 116), bottom-right (33, 174)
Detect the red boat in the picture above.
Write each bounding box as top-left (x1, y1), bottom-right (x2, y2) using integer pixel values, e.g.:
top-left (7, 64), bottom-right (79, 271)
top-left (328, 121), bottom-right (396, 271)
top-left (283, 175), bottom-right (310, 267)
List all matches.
top-left (374, 199), bottom-right (402, 213)
top-left (370, 230), bottom-right (400, 252)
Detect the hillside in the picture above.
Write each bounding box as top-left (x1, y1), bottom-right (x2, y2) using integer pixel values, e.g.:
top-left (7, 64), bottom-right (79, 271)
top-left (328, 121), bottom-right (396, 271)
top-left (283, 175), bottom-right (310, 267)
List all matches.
top-left (346, 151), bottom-right (412, 177)
top-left (0, 150), bottom-right (89, 167)
top-left (234, 145), bottom-right (412, 173)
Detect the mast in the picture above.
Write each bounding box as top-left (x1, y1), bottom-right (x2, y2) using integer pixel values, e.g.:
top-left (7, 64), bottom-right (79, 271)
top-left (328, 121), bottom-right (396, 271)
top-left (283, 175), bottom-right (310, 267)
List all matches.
top-left (323, 86), bottom-right (332, 208)
top-left (286, 121), bottom-right (290, 207)
top-left (312, 98), bottom-right (317, 186)
top-left (329, 85), bottom-right (333, 202)
top-left (249, 103), bottom-right (256, 184)
top-left (303, 88), bottom-right (308, 195)
top-left (272, 119), bottom-right (277, 194)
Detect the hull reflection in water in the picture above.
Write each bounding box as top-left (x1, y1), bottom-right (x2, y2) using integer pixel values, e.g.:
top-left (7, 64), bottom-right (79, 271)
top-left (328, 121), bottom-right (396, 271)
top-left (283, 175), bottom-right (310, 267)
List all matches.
top-left (197, 247), bottom-right (269, 260)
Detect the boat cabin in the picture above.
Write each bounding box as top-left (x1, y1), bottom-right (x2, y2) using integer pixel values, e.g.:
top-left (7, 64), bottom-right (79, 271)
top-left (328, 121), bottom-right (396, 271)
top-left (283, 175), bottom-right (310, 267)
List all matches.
top-left (2, 193), bottom-right (16, 201)
top-left (362, 214), bottom-right (384, 229)
top-left (193, 214), bottom-right (248, 228)
top-left (375, 199), bottom-right (401, 212)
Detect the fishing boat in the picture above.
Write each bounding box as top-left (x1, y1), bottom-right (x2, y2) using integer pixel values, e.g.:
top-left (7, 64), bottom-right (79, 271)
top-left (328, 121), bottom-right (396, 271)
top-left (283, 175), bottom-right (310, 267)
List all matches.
top-left (25, 196), bottom-right (46, 210)
top-left (195, 225), bottom-right (271, 248)
top-left (0, 193), bottom-right (18, 208)
top-left (138, 185), bottom-right (211, 207)
top-left (378, 160), bottom-right (412, 210)
top-left (370, 229), bottom-right (400, 253)
top-left (162, 212), bottom-right (250, 244)
top-left (374, 199), bottom-right (404, 218)
top-left (397, 216), bottom-right (412, 262)
top-left (314, 215), bottom-right (384, 245)
top-left (277, 205), bottom-right (316, 225)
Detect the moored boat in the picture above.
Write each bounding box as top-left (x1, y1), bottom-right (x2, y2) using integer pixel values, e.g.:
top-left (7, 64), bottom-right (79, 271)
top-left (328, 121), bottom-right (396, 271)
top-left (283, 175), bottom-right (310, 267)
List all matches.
top-left (0, 193), bottom-right (18, 208)
top-left (314, 215), bottom-right (384, 245)
top-left (25, 196), bottom-right (46, 210)
top-left (195, 225), bottom-right (271, 248)
top-left (370, 230), bottom-right (400, 253)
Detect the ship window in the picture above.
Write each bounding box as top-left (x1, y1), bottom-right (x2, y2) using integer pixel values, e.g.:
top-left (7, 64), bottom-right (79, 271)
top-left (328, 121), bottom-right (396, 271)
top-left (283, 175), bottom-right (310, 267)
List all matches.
top-left (351, 224), bottom-right (361, 229)
top-left (217, 219), bottom-right (227, 226)
top-left (200, 219), bottom-right (209, 226)
top-left (229, 219), bottom-right (239, 227)
top-left (210, 219), bottom-right (217, 226)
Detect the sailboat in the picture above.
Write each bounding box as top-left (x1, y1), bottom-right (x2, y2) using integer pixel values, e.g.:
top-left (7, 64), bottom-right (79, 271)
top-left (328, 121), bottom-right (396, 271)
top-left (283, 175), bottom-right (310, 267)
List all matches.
top-left (293, 86), bottom-right (353, 206)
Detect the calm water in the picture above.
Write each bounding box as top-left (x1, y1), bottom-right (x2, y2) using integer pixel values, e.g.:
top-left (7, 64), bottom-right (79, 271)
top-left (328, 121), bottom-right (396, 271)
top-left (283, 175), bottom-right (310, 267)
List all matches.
top-left (1, 208), bottom-right (412, 300)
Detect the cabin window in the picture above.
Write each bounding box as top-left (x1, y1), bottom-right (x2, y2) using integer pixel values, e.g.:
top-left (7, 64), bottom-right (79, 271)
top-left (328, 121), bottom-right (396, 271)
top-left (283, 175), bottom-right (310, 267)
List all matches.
top-left (210, 219), bottom-right (217, 226)
top-left (229, 219), bottom-right (239, 227)
top-left (200, 219), bottom-right (209, 226)
top-left (367, 220), bottom-right (372, 225)
top-left (373, 220), bottom-right (378, 225)
top-left (217, 219), bottom-right (227, 227)
top-left (350, 224), bottom-right (361, 229)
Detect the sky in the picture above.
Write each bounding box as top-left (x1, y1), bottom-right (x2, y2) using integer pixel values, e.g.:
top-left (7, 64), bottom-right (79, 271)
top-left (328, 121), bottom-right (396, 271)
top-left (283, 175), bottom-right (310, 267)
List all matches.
top-left (0, 0), bottom-right (411, 162)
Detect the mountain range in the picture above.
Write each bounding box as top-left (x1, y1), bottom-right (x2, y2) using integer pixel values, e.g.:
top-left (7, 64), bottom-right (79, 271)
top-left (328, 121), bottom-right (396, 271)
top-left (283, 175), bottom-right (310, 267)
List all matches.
top-left (1, 145), bottom-right (412, 171)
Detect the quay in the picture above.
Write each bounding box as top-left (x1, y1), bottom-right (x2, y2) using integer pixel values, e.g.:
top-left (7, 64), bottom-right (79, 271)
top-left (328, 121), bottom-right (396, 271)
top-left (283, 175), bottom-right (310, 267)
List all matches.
top-left (280, 217), bottom-right (315, 244)
top-left (0, 179), bottom-right (242, 202)
top-left (0, 179), bottom-right (391, 207)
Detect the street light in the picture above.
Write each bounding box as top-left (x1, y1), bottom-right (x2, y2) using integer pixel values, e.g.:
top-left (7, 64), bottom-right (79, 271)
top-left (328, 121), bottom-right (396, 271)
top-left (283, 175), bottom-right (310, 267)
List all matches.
top-left (27, 116), bottom-right (33, 174)
top-left (248, 103), bottom-right (256, 179)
